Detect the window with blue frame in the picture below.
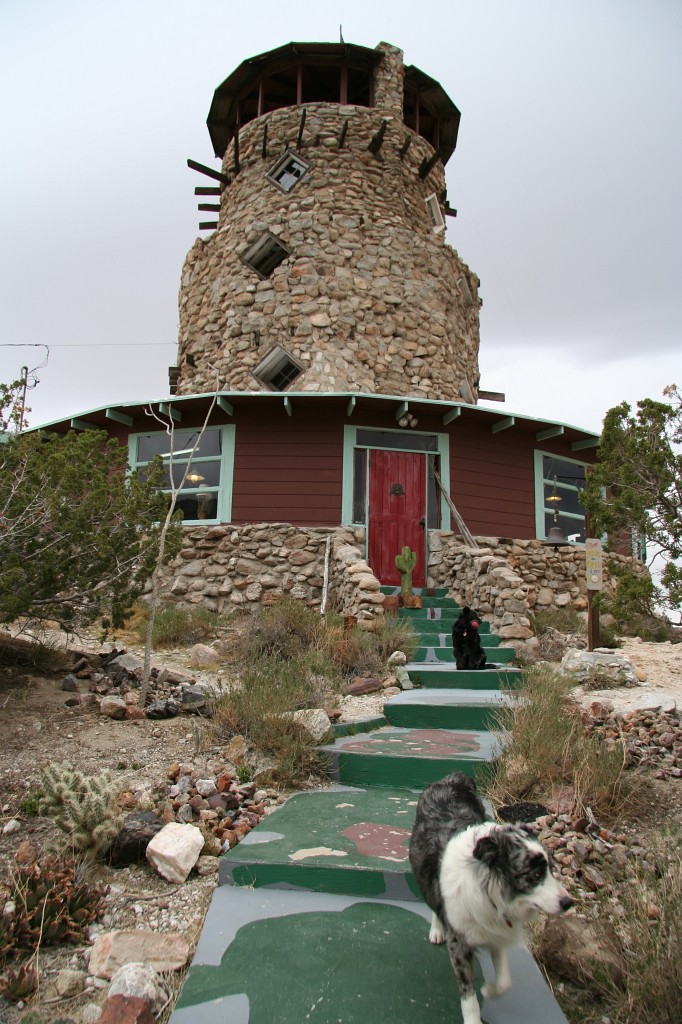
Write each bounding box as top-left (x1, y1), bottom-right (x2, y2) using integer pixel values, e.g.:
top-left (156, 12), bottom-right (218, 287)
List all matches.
top-left (535, 452), bottom-right (588, 543)
top-left (130, 426), bottom-right (234, 524)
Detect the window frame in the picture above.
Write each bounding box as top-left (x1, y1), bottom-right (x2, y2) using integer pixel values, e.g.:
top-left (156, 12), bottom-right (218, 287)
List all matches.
top-left (266, 150), bottom-right (311, 193)
top-left (534, 449), bottom-right (588, 544)
top-left (240, 231), bottom-right (291, 279)
top-left (128, 424), bottom-right (235, 525)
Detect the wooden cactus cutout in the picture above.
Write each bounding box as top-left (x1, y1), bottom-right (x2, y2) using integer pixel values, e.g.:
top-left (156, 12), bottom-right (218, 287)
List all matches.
top-left (395, 545), bottom-right (417, 598)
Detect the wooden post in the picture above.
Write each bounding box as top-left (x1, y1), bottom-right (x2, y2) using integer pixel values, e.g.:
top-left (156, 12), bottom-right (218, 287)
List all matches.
top-left (587, 590), bottom-right (600, 652)
top-left (585, 535), bottom-right (603, 652)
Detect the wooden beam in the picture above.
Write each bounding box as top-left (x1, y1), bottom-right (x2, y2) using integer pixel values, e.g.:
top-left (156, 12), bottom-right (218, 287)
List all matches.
top-left (419, 151), bottom-right (441, 179)
top-left (194, 186), bottom-right (222, 196)
top-left (399, 135), bottom-right (412, 160)
top-left (395, 401), bottom-right (409, 421)
top-left (187, 159), bottom-right (230, 185)
top-left (444, 205), bottom-right (458, 218)
top-left (199, 221), bottom-right (218, 230)
top-left (159, 403), bottom-right (182, 422)
top-left (571, 437), bottom-right (600, 451)
top-left (369, 119), bottom-right (389, 154)
top-left (283, 396), bottom-right (292, 417)
top-left (262, 122), bottom-right (268, 159)
top-left (198, 203), bottom-right (220, 212)
top-left (296, 109), bottom-right (307, 150)
top-left (233, 124), bottom-right (240, 174)
top-left (442, 407), bottom-right (461, 425)
top-left (217, 397), bottom-right (234, 416)
top-left (346, 396), bottom-right (356, 417)
top-left (536, 425), bottom-right (564, 441)
top-left (338, 120), bottom-right (349, 149)
top-left (477, 390), bottom-right (505, 402)
top-left (106, 408), bottom-right (134, 426)
top-left (491, 416), bottom-right (515, 434)
top-left (71, 418), bottom-right (99, 431)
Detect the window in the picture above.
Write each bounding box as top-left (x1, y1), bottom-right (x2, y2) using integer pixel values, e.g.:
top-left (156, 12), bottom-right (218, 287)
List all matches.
top-left (253, 346), bottom-right (304, 391)
top-left (130, 426), bottom-right (235, 525)
top-left (240, 231), bottom-right (291, 278)
top-left (267, 151), bottom-right (310, 193)
top-left (535, 452), bottom-right (588, 543)
top-left (425, 193), bottom-right (445, 233)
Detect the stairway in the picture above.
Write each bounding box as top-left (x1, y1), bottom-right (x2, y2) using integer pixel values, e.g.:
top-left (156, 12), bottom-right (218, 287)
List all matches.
top-left (169, 590), bottom-right (567, 1024)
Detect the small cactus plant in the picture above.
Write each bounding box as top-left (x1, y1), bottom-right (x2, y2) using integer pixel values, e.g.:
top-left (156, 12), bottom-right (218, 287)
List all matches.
top-left (38, 763), bottom-right (123, 860)
top-left (395, 546), bottom-right (417, 598)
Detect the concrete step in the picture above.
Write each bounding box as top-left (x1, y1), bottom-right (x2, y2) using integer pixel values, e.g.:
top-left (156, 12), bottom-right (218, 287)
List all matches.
top-left (406, 663), bottom-right (523, 689)
top-left (412, 645), bottom-right (514, 665)
top-left (170, 885), bottom-right (568, 1024)
top-left (416, 633), bottom-right (502, 649)
top-left (219, 784), bottom-right (420, 899)
top-left (400, 610), bottom-right (492, 633)
top-left (384, 688), bottom-right (517, 731)
top-left (321, 726), bottom-right (500, 789)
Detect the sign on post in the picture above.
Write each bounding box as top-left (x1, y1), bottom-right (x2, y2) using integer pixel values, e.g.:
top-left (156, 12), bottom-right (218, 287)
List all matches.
top-left (585, 538), bottom-right (603, 591)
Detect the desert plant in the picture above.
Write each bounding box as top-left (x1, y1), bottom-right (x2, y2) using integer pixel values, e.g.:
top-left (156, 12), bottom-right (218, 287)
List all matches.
top-left (38, 764), bottom-right (123, 860)
top-left (133, 601), bottom-right (223, 649)
top-left (0, 960), bottom-right (38, 1001)
top-left (395, 546), bottom-right (417, 598)
top-left (488, 663), bottom-right (643, 821)
top-left (0, 858), bottom-right (106, 963)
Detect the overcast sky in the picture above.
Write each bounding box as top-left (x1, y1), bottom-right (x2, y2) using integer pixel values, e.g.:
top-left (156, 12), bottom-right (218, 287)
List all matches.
top-left (1, 0), bottom-right (680, 433)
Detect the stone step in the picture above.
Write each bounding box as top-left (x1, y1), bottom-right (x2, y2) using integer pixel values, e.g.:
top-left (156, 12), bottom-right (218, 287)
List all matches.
top-left (321, 726), bottom-right (499, 789)
top-left (219, 785), bottom-right (420, 899)
top-left (384, 688), bottom-right (516, 731)
top-left (406, 664), bottom-right (523, 689)
top-left (170, 885), bottom-right (568, 1024)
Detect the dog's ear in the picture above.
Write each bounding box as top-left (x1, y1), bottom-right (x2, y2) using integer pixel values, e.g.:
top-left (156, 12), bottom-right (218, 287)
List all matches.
top-left (473, 833), bottom-right (503, 869)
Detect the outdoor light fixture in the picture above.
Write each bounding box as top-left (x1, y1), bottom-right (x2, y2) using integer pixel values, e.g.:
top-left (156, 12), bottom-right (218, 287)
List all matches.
top-left (186, 472), bottom-right (205, 484)
top-left (544, 476), bottom-right (567, 546)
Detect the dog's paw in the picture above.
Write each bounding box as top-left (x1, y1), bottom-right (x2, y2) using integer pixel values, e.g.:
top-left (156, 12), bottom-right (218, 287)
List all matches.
top-left (428, 914), bottom-right (446, 944)
top-left (481, 979), bottom-right (511, 1000)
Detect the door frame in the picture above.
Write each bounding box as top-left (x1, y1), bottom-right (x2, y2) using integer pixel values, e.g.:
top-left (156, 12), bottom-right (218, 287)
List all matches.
top-left (341, 425), bottom-right (452, 546)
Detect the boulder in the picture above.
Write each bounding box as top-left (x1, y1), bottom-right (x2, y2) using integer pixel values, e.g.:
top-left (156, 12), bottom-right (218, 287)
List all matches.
top-left (145, 698), bottom-right (180, 719)
top-left (145, 822), bottom-right (205, 883)
top-left (89, 930), bottom-right (190, 979)
top-left (287, 708), bottom-right (332, 742)
top-left (560, 649), bottom-right (640, 687)
top-left (100, 696), bottom-right (128, 720)
top-left (541, 915), bottom-right (624, 992)
top-left (188, 643), bottom-right (220, 669)
top-left (107, 811), bottom-right (166, 868)
top-left (346, 676), bottom-right (382, 696)
top-left (108, 962), bottom-right (166, 1008)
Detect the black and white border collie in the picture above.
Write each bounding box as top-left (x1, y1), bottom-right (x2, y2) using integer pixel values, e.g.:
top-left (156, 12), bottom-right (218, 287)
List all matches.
top-left (409, 772), bottom-right (573, 1024)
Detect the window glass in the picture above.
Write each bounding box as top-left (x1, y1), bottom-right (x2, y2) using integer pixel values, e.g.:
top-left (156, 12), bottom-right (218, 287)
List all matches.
top-left (175, 492), bottom-right (218, 522)
top-left (137, 430), bottom-right (221, 462)
top-left (542, 455), bottom-right (587, 542)
top-left (352, 448), bottom-right (367, 523)
top-left (133, 428), bottom-right (224, 523)
top-left (356, 430), bottom-right (438, 453)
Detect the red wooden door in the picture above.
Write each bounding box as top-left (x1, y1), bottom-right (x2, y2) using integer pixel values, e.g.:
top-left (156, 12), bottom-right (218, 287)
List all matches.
top-left (367, 450), bottom-right (426, 586)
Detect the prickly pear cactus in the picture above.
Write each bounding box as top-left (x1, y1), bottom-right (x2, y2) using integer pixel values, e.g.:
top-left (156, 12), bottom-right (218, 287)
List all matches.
top-left (395, 546), bottom-right (417, 598)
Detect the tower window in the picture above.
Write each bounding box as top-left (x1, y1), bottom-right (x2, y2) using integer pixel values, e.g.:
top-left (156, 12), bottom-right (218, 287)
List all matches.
top-left (267, 151), bottom-right (310, 193)
top-left (425, 193), bottom-right (445, 233)
top-left (241, 231), bottom-right (291, 278)
top-left (253, 345), bottom-right (304, 391)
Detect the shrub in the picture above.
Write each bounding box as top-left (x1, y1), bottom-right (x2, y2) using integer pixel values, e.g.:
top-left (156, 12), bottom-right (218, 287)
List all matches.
top-left (132, 602), bottom-right (223, 648)
top-left (488, 663), bottom-right (643, 821)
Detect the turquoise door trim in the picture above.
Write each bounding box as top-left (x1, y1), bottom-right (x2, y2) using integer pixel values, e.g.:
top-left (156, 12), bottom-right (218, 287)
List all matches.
top-left (342, 426), bottom-right (451, 530)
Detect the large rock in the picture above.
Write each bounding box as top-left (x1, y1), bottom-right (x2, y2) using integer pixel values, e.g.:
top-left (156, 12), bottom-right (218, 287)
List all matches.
top-left (188, 643), bottom-right (220, 669)
top-left (541, 915), bottom-right (624, 992)
top-left (100, 695), bottom-right (128, 720)
top-left (89, 930), bottom-right (190, 979)
top-left (145, 822), bottom-right (204, 883)
top-left (560, 648), bottom-right (640, 687)
top-left (108, 962), bottom-right (166, 1008)
top-left (98, 994), bottom-right (156, 1024)
top-left (287, 708), bottom-right (332, 742)
top-left (107, 811), bottom-right (166, 868)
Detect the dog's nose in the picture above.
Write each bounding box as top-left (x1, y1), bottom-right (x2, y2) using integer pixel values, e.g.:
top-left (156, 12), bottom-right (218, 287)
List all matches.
top-left (559, 896), bottom-right (573, 912)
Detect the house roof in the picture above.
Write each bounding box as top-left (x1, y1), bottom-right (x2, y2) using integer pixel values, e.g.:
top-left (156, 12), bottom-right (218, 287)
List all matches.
top-left (31, 391), bottom-right (601, 453)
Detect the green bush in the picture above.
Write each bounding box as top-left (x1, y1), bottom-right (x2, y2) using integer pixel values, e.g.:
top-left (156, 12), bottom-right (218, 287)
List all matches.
top-left (133, 602), bottom-right (223, 648)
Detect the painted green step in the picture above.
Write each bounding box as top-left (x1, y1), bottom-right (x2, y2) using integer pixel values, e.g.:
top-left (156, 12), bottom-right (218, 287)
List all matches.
top-left (384, 689), bottom-right (517, 731)
top-left (219, 785), bottom-right (420, 899)
top-left (380, 586), bottom-right (450, 598)
top-left (412, 645), bottom-right (515, 665)
top-left (415, 633), bottom-right (501, 649)
top-left (399, 611), bottom-right (492, 632)
top-left (321, 726), bottom-right (499, 789)
top-left (406, 664), bottom-right (523, 689)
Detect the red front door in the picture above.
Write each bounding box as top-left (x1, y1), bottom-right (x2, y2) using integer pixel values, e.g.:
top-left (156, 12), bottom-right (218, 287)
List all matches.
top-left (367, 449), bottom-right (426, 586)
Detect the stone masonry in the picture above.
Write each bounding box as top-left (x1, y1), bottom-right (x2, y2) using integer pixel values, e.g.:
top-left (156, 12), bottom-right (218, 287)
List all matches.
top-left (175, 43), bottom-right (481, 402)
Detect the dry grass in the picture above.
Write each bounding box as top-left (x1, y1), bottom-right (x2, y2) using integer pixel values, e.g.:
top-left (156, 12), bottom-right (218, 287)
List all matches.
top-left (488, 663), bottom-right (645, 821)
top-left (128, 602), bottom-right (225, 649)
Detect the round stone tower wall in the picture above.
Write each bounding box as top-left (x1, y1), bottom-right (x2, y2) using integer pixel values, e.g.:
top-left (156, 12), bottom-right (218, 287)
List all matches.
top-left (175, 43), bottom-right (481, 401)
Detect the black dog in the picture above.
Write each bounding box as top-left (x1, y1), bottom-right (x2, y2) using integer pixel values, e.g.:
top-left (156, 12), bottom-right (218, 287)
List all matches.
top-left (452, 607), bottom-right (487, 670)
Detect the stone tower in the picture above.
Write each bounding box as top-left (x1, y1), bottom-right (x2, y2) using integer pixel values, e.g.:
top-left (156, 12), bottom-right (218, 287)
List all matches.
top-left (174, 41), bottom-right (481, 403)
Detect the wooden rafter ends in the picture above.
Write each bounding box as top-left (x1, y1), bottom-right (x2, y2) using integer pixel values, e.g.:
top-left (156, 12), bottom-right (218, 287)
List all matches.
top-left (187, 159), bottom-right (230, 185)
top-left (399, 135), bottom-right (412, 160)
top-left (262, 123), bottom-right (268, 159)
top-left (369, 119), bottom-right (388, 154)
top-left (432, 467), bottom-right (479, 549)
top-left (199, 221), bottom-right (218, 231)
top-left (194, 186), bottom-right (222, 196)
top-left (444, 205), bottom-right (458, 218)
top-left (338, 120), bottom-right (349, 149)
top-left (419, 151), bottom-right (440, 179)
top-left (478, 390), bottom-right (505, 402)
top-left (198, 203), bottom-right (221, 212)
top-left (234, 125), bottom-right (240, 174)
